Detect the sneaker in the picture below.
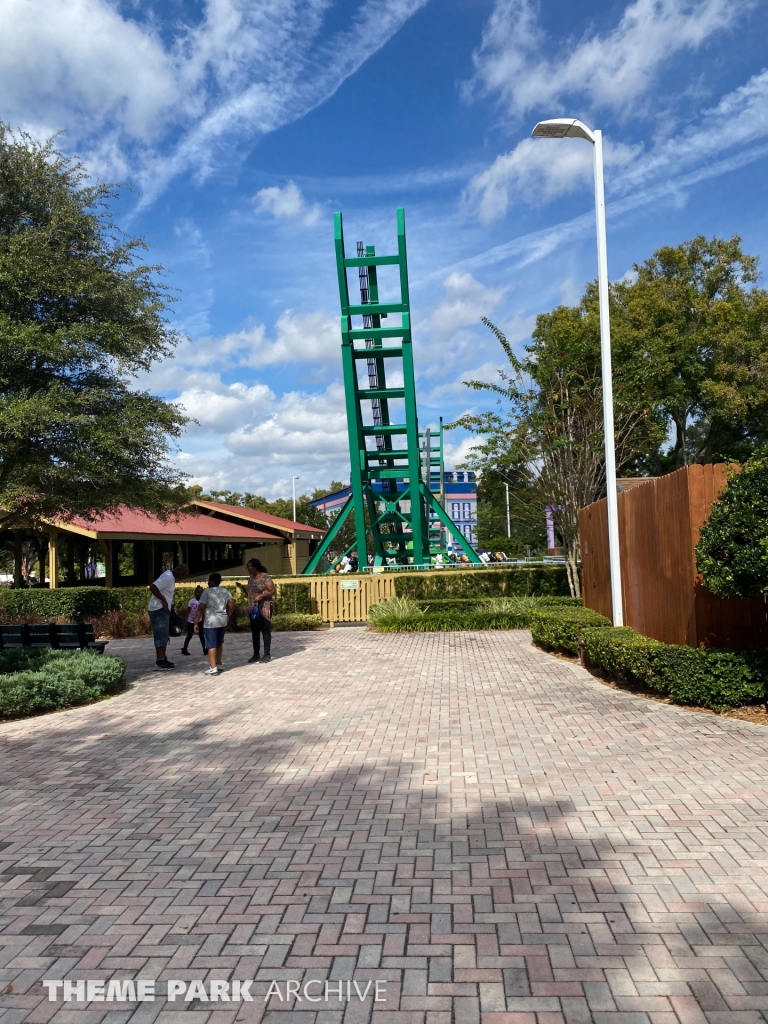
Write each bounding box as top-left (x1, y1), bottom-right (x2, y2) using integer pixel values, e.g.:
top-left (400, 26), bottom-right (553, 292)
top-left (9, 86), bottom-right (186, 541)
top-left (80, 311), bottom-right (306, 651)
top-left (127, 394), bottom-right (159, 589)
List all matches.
top-left (204, 667), bottom-right (220, 676)
top-left (248, 654), bottom-right (260, 664)
top-left (155, 659), bottom-right (174, 670)
top-left (261, 654), bottom-right (272, 663)
top-left (181, 649), bottom-right (190, 656)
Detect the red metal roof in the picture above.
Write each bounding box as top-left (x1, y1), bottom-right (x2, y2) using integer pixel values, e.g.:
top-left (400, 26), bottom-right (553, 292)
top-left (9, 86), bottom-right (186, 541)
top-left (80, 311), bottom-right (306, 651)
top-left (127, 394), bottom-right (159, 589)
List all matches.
top-left (57, 507), bottom-right (277, 541)
top-left (194, 501), bottom-right (325, 534)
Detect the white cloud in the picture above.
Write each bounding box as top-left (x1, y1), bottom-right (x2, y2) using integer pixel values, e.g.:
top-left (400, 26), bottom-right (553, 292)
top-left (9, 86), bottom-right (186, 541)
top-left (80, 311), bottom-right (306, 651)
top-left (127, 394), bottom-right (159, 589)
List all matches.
top-left (174, 380), bottom-right (350, 493)
top-left (465, 137), bottom-right (640, 222)
top-left (431, 272), bottom-right (504, 336)
top-left (463, 67), bottom-right (768, 227)
top-left (0, 0), bottom-right (429, 203)
top-left (469, 0), bottom-right (752, 118)
top-left (254, 181), bottom-right (321, 226)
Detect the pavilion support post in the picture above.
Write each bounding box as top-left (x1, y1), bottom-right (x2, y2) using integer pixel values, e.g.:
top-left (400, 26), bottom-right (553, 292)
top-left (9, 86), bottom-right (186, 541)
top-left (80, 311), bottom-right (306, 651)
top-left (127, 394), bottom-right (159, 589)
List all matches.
top-left (13, 530), bottom-right (23, 588)
top-left (48, 531), bottom-right (59, 589)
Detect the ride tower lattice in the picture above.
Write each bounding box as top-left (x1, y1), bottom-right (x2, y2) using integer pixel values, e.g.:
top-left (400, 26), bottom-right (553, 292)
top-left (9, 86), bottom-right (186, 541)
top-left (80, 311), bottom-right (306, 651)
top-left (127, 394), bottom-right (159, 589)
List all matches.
top-left (303, 208), bottom-right (481, 573)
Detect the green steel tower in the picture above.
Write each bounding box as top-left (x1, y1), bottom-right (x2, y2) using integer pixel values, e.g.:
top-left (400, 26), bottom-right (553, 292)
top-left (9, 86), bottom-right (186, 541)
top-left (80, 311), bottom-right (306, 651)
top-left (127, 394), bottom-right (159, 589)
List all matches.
top-left (303, 208), bottom-right (481, 573)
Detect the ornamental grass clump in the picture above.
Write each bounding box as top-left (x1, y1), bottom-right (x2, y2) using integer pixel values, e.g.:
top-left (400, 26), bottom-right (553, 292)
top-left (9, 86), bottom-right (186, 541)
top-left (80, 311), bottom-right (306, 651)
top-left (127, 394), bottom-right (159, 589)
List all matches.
top-left (0, 649), bottom-right (126, 719)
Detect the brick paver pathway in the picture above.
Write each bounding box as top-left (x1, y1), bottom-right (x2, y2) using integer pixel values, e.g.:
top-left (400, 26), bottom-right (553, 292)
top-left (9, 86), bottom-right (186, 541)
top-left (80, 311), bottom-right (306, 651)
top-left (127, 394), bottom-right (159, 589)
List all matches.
top-left (3, 628), bottom-right (768, 1024)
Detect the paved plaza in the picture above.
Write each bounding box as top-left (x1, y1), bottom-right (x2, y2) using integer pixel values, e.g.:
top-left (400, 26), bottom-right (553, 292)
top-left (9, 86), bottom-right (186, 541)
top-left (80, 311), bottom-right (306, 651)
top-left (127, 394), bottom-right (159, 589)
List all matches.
top-left (3, 628), bottom-right (768, 1024)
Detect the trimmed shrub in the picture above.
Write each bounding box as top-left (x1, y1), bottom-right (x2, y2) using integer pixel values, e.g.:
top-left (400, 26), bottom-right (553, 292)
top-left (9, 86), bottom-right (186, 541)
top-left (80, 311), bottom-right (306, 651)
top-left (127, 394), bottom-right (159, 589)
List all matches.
top-left (581, 625), bottom-right (768, 711)
top-left (582, 627), bottom-right (663, 687)
top-left (0, 587), bottom-right (119, 621)
top-left (0, 649), bottom-right (126, 719)
top-left (394, 566), bottom-right (569, 601)
top-left (530, 606), bottom-right (612, 655)
top-left (271, 613), bottom-right (323, 631)
top-left (537, 596), bottom-right (583, 607)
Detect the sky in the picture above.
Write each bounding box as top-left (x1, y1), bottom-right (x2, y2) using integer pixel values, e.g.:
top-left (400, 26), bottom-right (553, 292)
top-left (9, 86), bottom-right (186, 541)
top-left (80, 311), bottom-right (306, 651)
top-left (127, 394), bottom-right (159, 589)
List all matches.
top-left (3, 0), bottom-right (768, 498)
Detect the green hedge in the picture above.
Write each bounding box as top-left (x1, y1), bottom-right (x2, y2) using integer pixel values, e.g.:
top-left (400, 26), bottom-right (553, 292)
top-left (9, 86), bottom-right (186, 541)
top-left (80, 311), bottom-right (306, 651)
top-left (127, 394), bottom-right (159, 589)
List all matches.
top-left (394, 566), bottom-right (569, 601)
top-left (271, 613), bottom-right (323, 631)
top-left (0, 587), bottom-right (119, 621)
top-left (582, 625), bottom-right (768, 711)
top-left (529, 606), bottom-right (612, 655)
top-left (0, 649), bottom-right (126, 719)
top-left (371, 610), bottom-right (533, 632)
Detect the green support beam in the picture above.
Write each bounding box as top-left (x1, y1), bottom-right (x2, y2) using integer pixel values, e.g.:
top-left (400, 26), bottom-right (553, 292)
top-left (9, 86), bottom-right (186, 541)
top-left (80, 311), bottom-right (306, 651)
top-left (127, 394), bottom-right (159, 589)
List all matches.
top-left (303, 207), bottom-right (482, 573)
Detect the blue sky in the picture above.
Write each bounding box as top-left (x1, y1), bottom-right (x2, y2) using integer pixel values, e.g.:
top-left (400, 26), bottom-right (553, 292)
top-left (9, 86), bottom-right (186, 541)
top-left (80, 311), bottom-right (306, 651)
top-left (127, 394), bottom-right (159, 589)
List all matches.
top-left (4, 0), bottom-right (768, 496)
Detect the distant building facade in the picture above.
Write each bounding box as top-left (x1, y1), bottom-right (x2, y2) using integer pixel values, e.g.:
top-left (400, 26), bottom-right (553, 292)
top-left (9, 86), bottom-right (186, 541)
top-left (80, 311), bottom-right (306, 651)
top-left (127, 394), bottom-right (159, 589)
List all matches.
top-left (310, 471), bottom-right (478, 547)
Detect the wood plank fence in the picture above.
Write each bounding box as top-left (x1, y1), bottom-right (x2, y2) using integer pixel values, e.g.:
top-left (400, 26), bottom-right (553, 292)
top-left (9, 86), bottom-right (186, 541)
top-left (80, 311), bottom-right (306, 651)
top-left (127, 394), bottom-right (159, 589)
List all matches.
top-left (580, 463), bottom-right (768, 649)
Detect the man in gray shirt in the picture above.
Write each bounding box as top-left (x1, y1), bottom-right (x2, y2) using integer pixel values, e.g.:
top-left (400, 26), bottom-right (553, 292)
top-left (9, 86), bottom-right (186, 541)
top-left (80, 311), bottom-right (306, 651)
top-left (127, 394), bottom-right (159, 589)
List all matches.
top-left (194, 573), bottom-right (235, 676)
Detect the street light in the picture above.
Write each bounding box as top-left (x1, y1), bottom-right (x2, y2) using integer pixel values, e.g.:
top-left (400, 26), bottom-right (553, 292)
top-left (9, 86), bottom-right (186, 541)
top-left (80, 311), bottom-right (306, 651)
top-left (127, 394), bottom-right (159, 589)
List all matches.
top-left (531, 117), bottom-right (623, 626)
top-left (292, 476), bottom-right (300, 523)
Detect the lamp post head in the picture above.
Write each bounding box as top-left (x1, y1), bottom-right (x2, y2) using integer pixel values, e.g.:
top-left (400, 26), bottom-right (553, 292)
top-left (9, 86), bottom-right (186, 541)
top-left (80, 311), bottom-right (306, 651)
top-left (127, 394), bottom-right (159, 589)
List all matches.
top-left (531, 118), bottom-right (595, 143)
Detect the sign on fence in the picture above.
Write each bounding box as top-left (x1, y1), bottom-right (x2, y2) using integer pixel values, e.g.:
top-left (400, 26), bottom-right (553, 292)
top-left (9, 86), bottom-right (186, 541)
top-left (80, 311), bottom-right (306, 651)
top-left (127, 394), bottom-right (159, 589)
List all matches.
top-left (340, 580), bottom-right (359, 590)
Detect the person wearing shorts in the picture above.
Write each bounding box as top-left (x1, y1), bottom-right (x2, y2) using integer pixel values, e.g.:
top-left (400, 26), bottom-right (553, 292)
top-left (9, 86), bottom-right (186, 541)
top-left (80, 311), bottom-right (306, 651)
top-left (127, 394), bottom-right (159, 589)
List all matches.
top-left (195, 573), bottom-right (235, 676)
top-left (148, 563), bottom-right (190, 669)
top-left (181, 586), bottom-right (206, 656)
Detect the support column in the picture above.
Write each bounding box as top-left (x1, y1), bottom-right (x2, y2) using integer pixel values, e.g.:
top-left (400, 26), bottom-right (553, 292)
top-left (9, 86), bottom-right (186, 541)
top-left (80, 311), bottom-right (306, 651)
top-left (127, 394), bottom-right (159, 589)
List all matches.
top-left (48, 531), bottom-right (59, 589)
top-left (13, 530), bottom-right (23, 587)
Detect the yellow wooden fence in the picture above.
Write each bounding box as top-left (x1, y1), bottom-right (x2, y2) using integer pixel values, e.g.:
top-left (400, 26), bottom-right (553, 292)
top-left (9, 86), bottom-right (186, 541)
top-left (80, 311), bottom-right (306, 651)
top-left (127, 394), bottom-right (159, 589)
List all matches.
top-left (305, 574), bottom-right (395, 623)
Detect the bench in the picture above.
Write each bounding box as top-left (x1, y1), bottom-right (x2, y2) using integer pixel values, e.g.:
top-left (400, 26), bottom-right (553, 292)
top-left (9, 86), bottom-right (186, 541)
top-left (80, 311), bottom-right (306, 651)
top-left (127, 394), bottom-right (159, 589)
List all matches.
top-left (0, 623), bottom-right (108, 654)
top-left (0, 624), bottom-right (28, 649)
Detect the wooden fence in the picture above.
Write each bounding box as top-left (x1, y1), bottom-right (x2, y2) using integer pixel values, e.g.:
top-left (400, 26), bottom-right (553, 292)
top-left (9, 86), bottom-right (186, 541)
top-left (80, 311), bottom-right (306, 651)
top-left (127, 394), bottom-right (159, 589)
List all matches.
top-left (306, 575), bottom-right (396, 624)
top-left (580, 463), bottom-right (768, 649)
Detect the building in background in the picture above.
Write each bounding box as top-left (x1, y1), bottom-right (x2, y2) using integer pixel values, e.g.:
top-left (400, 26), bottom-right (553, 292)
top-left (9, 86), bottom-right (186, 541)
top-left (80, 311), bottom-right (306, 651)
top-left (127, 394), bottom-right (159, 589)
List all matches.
top-left (310, 472), bottom-right (478, 548)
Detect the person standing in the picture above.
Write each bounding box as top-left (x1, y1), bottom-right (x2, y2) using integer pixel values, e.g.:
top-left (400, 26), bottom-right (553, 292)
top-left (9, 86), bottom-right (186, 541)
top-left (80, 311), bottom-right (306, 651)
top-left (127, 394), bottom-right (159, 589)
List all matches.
top-left (148, 563), bottom-right (190, 670)
top-left (236, 558), bottom-right (276, 664)
top-left (180, 585), bottom-right (206, 656)
top-left (195, 573), bottom-right (235, 676)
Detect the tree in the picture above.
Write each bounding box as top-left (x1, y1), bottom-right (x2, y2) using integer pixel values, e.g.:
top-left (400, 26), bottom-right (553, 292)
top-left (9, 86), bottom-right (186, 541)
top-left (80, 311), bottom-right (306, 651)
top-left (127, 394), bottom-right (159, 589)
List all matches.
top-left (474, 466), bottom-right (546, 557)
top-left (453, 305), bottom-right (664, 596)
top-left (0, 125), bottom-right (188, 525)
top-left (612, 236), bottom-right (768, 469)
top-left (695, 453), bottom-right (768, 597)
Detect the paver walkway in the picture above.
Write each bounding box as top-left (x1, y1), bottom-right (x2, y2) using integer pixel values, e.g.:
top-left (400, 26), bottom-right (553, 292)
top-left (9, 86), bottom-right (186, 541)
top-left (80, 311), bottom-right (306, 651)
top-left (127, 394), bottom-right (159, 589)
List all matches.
top-left (2, 628), bottom-right (768, 1024)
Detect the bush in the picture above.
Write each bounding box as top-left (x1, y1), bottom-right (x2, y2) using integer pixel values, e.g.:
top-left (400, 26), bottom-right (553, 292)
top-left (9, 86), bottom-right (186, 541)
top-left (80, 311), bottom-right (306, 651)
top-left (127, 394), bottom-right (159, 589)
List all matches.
top-left (0, 649), bottom-right (126, 719)
top-left (696, 455), bottom-right (768, 598)
top-left (582, 626), bottom-right (663, 687)
top-left (274, 582), bottom-right (312, 615)
top-left (271, 613), bottom-right (323, 631)
top-left (368, 596), bottom-right (534, 632)
top-left (530, 606), bottom-right (612, 655)
top-left (394, 566), bottom-right (569, 601)
top-left (0, 587), bottom-right (119, 622)
top-left (86, 609), bottom-right (136, 639)
top-left (582, 625), bottom-right (768, 711)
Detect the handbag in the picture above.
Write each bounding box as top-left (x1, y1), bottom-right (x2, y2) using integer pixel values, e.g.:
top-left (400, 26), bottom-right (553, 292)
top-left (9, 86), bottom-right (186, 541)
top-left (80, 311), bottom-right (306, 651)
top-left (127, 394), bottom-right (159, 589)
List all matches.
top-left (169, 606), bottom-right (185, 637)
top-left (250, 603), bottom-right (261, 621)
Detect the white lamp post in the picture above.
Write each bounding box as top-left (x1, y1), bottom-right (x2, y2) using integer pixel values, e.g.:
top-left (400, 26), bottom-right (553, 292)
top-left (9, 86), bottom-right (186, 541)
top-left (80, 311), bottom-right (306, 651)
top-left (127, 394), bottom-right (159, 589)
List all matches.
top-left (292, 476), bottom-right (300, 523)
top-left (531, 117), bottom-right (623, 626)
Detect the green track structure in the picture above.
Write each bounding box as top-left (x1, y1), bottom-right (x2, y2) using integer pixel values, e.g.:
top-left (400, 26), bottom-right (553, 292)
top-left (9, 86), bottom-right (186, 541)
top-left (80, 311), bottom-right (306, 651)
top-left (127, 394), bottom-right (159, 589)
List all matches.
top-left (303, 208), bottom-right (481, 573)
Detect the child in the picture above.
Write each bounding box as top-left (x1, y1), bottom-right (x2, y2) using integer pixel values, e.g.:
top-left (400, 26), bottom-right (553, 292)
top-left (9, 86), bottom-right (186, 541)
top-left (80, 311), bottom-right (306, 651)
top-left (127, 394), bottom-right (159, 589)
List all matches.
top-left (181, 586), bottom-right (205, 655)
top-left (195, 574), bottom-right (235, 676)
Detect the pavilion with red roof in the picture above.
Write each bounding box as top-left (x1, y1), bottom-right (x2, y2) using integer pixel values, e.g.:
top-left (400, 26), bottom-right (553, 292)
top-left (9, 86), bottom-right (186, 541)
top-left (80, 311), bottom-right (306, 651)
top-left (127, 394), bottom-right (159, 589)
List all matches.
top-left (37, 501), bottom-right (325, 587)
